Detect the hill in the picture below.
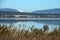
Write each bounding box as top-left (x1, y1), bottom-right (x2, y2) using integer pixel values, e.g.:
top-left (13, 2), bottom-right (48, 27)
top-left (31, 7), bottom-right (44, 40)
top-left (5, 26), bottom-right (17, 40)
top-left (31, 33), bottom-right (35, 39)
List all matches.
top-left (33, 8), bottom-right (60, 14)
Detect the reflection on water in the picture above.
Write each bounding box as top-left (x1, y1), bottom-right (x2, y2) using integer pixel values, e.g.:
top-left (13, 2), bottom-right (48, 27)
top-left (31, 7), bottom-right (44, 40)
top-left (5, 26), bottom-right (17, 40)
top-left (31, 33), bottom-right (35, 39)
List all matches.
top-left (0, 21), bottom-right (59, 30)
top-left (0, 18), bottom-right (60, 31)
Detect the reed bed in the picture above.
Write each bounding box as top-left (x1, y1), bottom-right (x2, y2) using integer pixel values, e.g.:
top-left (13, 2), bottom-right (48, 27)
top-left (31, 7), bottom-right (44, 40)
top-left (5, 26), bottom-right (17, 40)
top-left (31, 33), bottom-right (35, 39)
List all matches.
top-left (0, 24), bottom-right (60, 40)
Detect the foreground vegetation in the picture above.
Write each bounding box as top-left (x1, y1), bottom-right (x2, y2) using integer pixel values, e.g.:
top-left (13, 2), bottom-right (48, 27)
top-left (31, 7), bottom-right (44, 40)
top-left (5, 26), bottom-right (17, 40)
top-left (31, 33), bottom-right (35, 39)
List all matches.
top-left (0, 24), bottom-right (60, 40)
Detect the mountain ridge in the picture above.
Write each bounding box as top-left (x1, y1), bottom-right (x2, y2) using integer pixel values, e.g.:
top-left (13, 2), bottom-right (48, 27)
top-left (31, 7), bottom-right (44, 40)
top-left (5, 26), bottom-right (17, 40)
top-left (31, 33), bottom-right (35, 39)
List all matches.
top-left (0, 8), bottom-right (20, 12)
top-left (33, 8), bottom-right (60, 14)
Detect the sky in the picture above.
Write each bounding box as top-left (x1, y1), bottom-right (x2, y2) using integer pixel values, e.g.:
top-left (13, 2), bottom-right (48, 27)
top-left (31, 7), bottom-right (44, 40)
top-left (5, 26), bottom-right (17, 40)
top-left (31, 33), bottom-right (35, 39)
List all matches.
top-left (0, 0), bottom-right (60, 12)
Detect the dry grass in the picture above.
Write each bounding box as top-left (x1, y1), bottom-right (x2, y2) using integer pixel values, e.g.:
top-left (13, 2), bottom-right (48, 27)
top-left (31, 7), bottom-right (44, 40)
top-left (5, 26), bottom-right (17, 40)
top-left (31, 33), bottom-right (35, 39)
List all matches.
top-left (0, 24), bottom-right (60, 40)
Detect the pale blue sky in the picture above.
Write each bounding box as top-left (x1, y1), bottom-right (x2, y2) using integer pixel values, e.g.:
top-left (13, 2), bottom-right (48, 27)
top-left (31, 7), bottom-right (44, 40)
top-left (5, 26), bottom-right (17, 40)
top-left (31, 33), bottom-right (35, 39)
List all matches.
top-left (0, 0), bottom-right (60, 12)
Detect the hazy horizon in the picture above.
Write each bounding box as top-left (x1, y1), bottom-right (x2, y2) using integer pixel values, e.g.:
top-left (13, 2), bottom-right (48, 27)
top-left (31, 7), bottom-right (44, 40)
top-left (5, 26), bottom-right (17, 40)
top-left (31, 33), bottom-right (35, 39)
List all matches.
top-left (0, 0), bottom-right (60, 12)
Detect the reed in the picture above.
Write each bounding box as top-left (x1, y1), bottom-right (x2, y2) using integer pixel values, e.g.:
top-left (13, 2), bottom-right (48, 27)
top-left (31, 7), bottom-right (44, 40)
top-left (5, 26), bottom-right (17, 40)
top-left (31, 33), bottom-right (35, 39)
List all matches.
top-left (0, 24), bottom-right (60, 40)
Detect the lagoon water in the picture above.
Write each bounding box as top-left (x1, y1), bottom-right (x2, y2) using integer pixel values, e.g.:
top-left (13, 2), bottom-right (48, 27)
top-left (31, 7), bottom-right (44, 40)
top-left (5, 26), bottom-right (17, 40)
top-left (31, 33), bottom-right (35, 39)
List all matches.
top-left (0, 18), bottom-right (60, 31)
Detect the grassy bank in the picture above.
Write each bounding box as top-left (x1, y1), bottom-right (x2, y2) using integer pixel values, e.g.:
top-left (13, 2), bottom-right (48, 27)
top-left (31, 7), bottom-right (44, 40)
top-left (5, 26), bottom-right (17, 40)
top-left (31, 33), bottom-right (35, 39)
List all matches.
top-left (0, 24), bottom-right (60, 40)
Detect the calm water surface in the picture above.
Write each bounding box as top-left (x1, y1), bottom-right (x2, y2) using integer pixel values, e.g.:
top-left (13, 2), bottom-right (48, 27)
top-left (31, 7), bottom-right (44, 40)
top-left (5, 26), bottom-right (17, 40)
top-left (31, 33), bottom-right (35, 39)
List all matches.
top-left (0, 18), bottom-right (60, 31)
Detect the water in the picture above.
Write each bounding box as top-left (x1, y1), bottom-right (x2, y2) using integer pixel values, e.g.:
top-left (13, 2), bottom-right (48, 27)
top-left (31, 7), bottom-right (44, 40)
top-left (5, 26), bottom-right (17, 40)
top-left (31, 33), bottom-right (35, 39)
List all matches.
top-left (0, 21), bottom-right (59, 29)
top-left (0, 18), bottom-right (60, 31)
top-left (0, 18), bottom-right (60, 21)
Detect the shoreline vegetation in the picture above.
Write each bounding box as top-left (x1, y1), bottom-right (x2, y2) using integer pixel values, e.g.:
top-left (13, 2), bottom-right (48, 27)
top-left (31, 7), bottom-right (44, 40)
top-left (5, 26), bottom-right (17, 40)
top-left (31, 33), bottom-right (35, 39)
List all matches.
top-left (0, 24), bottom-right (60, 40)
